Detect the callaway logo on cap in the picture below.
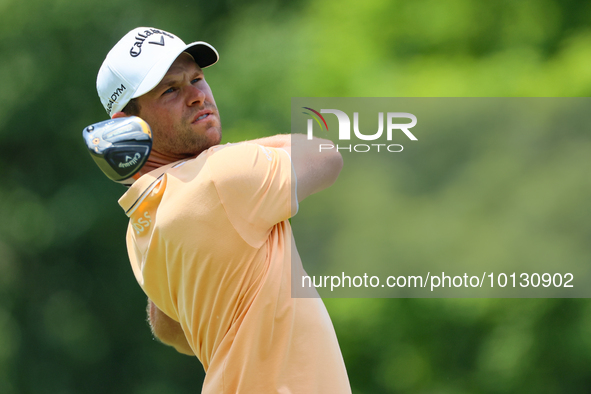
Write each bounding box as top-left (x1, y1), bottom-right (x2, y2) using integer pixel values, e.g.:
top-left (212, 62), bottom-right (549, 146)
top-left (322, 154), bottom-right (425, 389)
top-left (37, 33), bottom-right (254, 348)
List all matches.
top-left (97, 27), bottom-right (219, 116)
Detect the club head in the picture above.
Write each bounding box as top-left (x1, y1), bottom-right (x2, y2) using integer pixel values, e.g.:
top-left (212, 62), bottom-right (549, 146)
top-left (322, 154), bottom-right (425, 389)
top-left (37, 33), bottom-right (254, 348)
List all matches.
top-left (83, 116), bottom-right (152, 182)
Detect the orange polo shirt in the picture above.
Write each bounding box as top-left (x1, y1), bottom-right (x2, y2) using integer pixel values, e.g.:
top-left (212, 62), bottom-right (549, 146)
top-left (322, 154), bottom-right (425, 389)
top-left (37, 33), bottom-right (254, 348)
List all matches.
top-left (118, 143), bottom-right (351, 393)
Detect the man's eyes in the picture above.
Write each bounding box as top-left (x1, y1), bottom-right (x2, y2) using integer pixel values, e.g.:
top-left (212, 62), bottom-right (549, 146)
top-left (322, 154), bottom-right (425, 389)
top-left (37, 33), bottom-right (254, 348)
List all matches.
top-left (161, 77), bottom-right (202, 95)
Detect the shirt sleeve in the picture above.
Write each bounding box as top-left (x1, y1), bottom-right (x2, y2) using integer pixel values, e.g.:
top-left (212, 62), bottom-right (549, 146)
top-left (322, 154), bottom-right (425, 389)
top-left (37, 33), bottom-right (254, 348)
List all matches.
top-left (207, 143), bottom-right (297, 248)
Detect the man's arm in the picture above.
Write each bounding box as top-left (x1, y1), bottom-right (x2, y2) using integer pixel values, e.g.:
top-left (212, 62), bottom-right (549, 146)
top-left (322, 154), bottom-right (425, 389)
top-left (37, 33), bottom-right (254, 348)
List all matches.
top-left (147, 300), bottom-right (195, 356)
top-left (244, 133), bottom-right (343, 203)
top-left (146, 135), bottom-right (339, 354)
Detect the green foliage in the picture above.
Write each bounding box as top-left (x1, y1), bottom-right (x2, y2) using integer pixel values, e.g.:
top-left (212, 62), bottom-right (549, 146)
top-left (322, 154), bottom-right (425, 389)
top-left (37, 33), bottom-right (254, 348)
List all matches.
top-left (1, 0), bottom-right (590, 392)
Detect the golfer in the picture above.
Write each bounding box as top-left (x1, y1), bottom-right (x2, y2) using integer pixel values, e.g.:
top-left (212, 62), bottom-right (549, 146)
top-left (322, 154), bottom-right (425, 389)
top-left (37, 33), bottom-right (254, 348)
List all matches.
top-left (96, 27), bottom-right (351, 393)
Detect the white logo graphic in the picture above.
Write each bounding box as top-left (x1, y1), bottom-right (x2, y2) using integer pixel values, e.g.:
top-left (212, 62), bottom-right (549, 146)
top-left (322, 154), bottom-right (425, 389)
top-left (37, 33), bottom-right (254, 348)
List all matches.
top-left (304, 108), bottom-right (418, 153)
top-left (132, 211), bottom-right (152, 235)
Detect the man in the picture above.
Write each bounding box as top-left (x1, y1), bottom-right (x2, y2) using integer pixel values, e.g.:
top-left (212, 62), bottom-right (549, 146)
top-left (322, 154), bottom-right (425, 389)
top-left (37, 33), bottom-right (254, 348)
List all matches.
top-left (96, 27), bottom-right (351, 393)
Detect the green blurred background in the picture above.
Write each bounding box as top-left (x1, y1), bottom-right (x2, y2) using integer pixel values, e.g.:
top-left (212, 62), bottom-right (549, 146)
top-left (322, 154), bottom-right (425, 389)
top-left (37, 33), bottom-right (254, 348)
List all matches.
top-left (1, 0), bottom-right (590, 393)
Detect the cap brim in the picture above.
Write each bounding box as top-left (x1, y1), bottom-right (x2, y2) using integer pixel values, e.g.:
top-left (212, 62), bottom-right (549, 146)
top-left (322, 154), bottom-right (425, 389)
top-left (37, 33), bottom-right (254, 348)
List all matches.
top-left (185, 41), bottom-right (219, 69)
top-left (132, 41), bottom-right (219, 99)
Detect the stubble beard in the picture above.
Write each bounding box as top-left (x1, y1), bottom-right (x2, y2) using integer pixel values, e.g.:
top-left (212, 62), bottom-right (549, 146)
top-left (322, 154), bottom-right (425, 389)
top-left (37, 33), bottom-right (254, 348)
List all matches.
top-left (167, 117), bottom-right (222, 158)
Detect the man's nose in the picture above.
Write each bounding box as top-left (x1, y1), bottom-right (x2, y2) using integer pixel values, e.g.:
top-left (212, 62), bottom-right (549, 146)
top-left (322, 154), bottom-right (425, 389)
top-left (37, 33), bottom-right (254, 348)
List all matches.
top-left (186, 84), bottom-right (206, 106)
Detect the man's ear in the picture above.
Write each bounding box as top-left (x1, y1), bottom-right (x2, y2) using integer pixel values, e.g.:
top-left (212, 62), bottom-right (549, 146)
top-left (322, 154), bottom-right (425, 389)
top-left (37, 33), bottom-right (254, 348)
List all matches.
top-left (111, 111), bottom-right (128, 119)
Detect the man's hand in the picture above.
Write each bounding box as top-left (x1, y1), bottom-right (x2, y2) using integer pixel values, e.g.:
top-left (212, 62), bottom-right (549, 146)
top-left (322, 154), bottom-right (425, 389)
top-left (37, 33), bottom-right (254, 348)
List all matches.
top-left (147, 300), bottom-right (195, 356)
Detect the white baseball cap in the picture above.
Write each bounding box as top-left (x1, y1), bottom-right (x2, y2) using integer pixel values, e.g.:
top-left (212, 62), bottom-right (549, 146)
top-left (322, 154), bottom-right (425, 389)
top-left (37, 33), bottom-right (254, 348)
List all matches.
top-left (97, 27), bottom-right (219, 117)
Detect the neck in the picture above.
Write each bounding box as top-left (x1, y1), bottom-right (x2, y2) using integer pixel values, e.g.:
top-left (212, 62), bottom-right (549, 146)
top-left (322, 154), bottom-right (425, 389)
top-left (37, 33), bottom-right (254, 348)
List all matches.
top-left (139, 150), bottom-right (187, 176)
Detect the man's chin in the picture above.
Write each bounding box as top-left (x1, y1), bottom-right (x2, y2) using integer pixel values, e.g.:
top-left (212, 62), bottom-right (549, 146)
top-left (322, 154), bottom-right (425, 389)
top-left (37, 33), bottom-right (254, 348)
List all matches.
top-left (205, 125), bottom-right (222, 146)
top-left (190, 129), bottom-right (222, 156)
